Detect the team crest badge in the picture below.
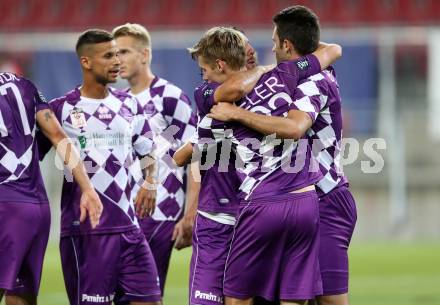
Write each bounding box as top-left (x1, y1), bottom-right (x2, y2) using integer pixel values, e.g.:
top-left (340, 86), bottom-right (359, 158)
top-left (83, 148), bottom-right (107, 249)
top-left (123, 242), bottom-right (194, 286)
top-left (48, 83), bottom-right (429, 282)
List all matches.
top-left (70, 108), bottom-right (87, 129)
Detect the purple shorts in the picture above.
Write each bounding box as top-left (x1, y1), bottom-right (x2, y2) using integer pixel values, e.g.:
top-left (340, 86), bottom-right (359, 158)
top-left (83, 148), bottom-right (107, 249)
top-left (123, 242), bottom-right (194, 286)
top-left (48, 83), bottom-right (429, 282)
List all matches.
top-left (60, 229), bottom-right (161, 305)
top-left (223, 192), bottom-right (322, 301)
top-left (318, 185), bottom-right (357, 295)
top-left (189, 213), bottom-right (234, 305)
top-left (140, 217), bottom-right (175, 295)
top-left (0, 202), bottom-right (50, 296)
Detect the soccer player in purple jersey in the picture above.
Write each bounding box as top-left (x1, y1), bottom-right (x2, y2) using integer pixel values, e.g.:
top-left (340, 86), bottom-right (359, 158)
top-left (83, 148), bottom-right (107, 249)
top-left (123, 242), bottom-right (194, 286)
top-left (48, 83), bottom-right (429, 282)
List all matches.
top-left (177, 25), bottom-right (341, 305)
top-left (41, 29), bottom-right (162, 305)
top-left (0, 72), bottom-right (103, 305)
top-left (209, 6), bottom-right (356, 305)
top-left (173, 28), bottom-right (267, 305)
top-left (112, 23), bottom-right (199, 296)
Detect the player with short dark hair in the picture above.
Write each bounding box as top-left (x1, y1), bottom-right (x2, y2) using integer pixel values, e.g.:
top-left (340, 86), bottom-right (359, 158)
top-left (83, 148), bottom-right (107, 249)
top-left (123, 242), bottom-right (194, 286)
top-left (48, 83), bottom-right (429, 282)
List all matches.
top-left (209, 6), bottom-right (355, 305)
top-left (41, 29), bottom-right (162, 305)
top-left (177, 22), bottom-right (341, 304)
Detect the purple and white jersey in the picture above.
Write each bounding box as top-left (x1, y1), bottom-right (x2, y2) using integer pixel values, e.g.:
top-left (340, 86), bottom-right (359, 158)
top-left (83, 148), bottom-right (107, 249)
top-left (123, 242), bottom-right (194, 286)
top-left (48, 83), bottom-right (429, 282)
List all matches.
top-left (49, 87), bottom-right (153, 236)
top-left (290, 67), bottom-right (348, 195)
top-left (231, 55), bottom-right (323, 201)
top-left (191, 82), bottom-right (242, 215)
top-left (0, 73), bottom-right (49, 204)
top-left (131, 76), bottom-right (197, 221)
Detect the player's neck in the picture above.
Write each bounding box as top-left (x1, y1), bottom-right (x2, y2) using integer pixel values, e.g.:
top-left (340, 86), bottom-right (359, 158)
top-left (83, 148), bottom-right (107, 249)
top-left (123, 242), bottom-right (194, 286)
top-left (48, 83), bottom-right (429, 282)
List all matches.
top-left (80, 82), bottom-right (109, 100)
top-left (288, 50), bottom-right (301, 61)
top-left (129, 68), bottom-right (155, 95)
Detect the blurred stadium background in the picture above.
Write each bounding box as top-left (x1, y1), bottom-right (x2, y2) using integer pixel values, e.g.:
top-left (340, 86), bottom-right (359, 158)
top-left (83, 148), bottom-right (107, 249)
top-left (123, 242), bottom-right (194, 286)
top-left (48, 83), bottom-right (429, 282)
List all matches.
top-left (1, 0), bottom-right (439, 304)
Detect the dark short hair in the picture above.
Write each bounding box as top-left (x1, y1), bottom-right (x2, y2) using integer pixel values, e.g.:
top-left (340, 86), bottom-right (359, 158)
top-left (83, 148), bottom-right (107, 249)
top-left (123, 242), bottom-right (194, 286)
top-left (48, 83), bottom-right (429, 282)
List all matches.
top-left (75, 29), bottom-right (114, 56)
top-left (273, 6), bottom-right (320, 55)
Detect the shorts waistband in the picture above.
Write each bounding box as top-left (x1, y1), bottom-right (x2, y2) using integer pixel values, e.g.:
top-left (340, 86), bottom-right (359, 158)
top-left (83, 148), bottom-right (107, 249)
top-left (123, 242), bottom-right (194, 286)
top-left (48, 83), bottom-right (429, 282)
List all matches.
top-left (246, 189), bottom-right (318, 205)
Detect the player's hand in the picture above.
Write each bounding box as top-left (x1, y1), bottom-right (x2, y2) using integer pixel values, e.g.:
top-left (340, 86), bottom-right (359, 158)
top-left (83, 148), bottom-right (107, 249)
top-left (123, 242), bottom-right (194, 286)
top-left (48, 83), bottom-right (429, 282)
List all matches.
top-left (79, 188), bottom-right (103, 229)
top-left (135, 178), bottom-right (157, 218)
top-left (208, 103), bottom-right (240, 122)
top-left (172, 214), bottom-right (195, 250)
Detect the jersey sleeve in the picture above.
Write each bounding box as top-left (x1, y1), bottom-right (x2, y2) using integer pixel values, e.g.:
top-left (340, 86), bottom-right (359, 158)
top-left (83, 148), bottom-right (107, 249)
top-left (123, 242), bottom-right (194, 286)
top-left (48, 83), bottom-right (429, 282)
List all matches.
top-left (193, 82), bottom-right (221, 116)
top-left (160, 85), bottom-right (197, 143)
top-left (289, 77), bottom-right (324, 123)
top-left (34, 90), bottom-right (50, 112)
top-left (22, 79), bottom-right (49, 113)
top-left (278, 54), bottom-right (321, 86)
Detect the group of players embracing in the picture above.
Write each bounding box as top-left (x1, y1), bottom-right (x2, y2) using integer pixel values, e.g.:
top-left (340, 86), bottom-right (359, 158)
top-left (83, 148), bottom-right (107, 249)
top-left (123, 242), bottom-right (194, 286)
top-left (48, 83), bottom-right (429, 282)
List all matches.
top-left (0, 4), bottom-right (356, 305)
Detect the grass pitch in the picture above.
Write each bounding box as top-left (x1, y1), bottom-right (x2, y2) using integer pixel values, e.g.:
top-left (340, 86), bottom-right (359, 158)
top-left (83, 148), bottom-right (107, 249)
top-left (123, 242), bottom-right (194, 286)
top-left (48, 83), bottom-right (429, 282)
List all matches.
top-left (1, 242), bottom-right (439, 305)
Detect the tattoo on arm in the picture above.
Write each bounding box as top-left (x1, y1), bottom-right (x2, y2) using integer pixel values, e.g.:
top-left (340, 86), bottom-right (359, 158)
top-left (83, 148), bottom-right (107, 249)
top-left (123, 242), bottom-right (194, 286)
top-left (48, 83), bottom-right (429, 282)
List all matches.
top-left (44, 110), bottom-right (54, 122)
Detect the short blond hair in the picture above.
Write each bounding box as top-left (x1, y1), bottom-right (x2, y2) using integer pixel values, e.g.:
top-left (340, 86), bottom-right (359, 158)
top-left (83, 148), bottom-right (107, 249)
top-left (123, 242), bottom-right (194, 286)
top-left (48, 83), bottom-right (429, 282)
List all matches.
top-left (188, 27), bottom-right (246, 70)
top-left (112, 23), bottom-right (152, 50)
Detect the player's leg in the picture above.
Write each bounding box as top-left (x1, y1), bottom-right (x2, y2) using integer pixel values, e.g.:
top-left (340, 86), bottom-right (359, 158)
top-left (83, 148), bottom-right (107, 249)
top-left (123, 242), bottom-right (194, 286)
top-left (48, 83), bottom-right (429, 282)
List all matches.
top-left (279, 192), bottom-right (322, 305)
top-left (115, 229), bottom-right (161, 305)
top-left (60, 234), bottom-right (121, 305)
top-left (5, 294), bottom-right (36, 305)
top-left (189, 213), bottom-right (234, 305)
top-left (223, 198), bottom-right (299, 303)
top-left (316, 294), bottom-right (348, 305)
top-left (316, 185), bottom-right (357, 305)
top-left (224, 296), bottom-right (253, 305)
top-left (140, 218), bottom-right (174, 295)
top-left (2, 203), bottom-right (50, 305)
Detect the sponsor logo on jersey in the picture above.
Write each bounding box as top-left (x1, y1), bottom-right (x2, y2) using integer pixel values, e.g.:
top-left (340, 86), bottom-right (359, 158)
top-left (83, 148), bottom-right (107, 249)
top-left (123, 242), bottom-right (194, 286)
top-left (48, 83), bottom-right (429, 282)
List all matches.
top-left (81, 293), bottom-right (115, 303)
top-left (296, 59), bottom-right (310, 71)
top-left (98, 106), bottom-right (112, 120)
top-left (203, 88), bottom-right (214, 98)
top-left (78, 135), bottom-right (87, 149)
top-left (194, 290), bottom-right (223, 303)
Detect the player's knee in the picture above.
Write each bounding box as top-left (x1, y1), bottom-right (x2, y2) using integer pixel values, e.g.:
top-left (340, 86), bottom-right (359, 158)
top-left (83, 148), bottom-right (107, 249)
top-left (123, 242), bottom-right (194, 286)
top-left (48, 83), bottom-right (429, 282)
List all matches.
top-left (317, 294), bottom-right (349, 305)
top-left (225, 296), bottom-right (253, 305)
top-left (5, 294), bottom-right (37, 305)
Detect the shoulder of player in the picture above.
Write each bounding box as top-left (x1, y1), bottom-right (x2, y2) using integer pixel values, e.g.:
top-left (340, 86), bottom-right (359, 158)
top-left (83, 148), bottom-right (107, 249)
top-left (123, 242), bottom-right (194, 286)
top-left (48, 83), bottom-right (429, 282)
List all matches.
top-left (297, 68), bottom-right (335, 90)
top-left (6, 75), bottom-right (39, 92)
top-left (109, 87), bottom-right (132, 102)
top-left (49, 87), bottom-right (80, 106)
top-left (155, 77), bottom-right (187, 99)
top-left (194, 81), bottom-right (217, 98)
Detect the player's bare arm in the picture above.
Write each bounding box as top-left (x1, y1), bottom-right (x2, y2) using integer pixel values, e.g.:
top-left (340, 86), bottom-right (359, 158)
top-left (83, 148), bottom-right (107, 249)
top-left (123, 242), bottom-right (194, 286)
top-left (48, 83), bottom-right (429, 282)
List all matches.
top-left (209, 104), bottom-right (312, 140)
top-left (172, 164), bottom-right (200, 250)
top-left (135, 154), bottom-right (158, 218)
top-left (173, 142), bottom-right (194, 167)
top-left (213, 64), bottom-right (275, 104)
top-left (314, 42), bottom-right (342, 70)
top-left (212, 42), bottom-right (340, 106)
top-left (36, 108), bottom-right (103, 228)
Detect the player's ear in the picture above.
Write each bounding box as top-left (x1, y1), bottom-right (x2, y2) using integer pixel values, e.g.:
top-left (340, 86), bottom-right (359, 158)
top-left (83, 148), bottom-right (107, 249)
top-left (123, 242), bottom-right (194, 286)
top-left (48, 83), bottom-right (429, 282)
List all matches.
top-left (142, 48), bottom-right (150, 65)
top-left (282, 39), bottom-right (290, 54)
top-left (80, 56), bottom-right (92, 70)
top-left (216, 59), bottom-right (226, 73)
top-left (284, 39), bottom-right (296, 56)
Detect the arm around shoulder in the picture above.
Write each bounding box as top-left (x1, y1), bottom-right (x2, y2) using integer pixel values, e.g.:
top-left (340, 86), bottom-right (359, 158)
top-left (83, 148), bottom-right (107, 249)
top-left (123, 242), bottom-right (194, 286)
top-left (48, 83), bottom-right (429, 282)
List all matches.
top-left (313, 42), bottom-right (342, 70)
